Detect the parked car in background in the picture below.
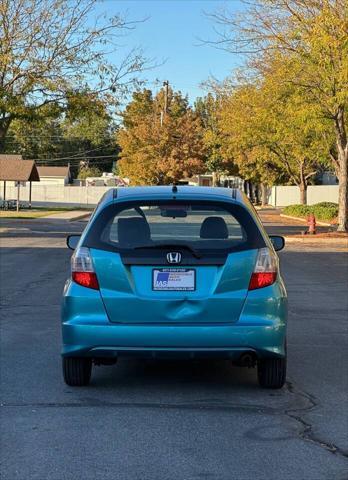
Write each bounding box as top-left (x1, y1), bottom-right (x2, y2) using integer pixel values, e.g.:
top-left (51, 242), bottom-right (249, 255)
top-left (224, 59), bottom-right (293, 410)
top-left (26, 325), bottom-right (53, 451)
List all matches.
top-left (62, 186), bottom-right (287, 388)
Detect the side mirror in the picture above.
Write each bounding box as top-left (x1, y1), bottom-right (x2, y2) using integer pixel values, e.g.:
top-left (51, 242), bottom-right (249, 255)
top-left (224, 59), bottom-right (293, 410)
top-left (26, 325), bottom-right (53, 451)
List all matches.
top-left (269, 235), bottom-right (285, 252)
top-left (66, 235), bottom-right (81, 250)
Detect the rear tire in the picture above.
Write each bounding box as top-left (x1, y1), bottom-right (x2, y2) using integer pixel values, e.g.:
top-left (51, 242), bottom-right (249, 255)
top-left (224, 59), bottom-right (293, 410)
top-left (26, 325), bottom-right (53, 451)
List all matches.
top-left (257, 356), bottom-right (286, 389)
top-left (62, 357), bottom-right (92, 386)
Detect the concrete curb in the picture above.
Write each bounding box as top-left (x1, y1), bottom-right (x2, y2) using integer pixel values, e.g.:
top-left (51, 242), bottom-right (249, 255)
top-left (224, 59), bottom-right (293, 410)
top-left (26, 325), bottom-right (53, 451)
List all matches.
top-left (254, 206), bottom-right (278, 211)
top-left (68, 212), bottom-right (91, 222)
top-left (284, 235), bottom-right (348, 245)
top-left (280, 214), bottom-right (333, 227)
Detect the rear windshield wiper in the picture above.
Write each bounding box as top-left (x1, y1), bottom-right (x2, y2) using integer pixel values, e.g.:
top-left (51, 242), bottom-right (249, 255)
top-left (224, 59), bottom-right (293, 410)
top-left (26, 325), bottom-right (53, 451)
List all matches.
top-left (134, 243), bottom-right (202, 259)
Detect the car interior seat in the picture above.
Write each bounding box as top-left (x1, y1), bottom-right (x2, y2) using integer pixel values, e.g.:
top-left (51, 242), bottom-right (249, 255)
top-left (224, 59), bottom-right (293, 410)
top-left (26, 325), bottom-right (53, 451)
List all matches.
top-left (199, 216), bottom-right (229, 239)
top-left (118, 217), bottom-right (151, 246)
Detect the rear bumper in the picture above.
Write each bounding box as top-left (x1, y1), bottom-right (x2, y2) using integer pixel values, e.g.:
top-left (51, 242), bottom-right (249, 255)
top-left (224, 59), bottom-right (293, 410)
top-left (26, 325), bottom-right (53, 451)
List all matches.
top-left (62, 323), bottom-right (286, 359)
top-left (61, 280), bottom-right (287, 359)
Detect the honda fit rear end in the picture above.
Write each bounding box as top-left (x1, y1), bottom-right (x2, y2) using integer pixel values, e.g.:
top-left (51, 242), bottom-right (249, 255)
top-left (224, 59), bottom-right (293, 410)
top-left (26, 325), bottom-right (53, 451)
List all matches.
top-left (62, 186), bottom-right (287, 388)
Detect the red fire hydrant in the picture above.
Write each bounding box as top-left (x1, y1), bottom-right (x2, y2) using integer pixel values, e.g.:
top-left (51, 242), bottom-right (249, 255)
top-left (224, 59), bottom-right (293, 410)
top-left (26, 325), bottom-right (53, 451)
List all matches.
top-left (307, 213), bottom-right (316, 234)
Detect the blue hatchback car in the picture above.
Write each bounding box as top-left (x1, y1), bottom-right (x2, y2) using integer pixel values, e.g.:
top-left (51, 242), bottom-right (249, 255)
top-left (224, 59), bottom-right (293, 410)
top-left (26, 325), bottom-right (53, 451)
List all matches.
top-left (62, 186), bottom-right (287, 388)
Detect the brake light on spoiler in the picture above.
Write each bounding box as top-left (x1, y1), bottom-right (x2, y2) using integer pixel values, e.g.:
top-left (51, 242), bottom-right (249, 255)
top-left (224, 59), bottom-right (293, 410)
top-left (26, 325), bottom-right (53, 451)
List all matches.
top-left (249, 247), bottom-right (278, 290)
top-left (71, 247), bottom-right (99, 290)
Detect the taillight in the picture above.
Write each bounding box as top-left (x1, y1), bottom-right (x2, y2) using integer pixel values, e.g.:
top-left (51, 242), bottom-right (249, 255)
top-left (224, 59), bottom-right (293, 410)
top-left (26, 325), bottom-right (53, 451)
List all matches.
top-left (72, 271), bottom-right (99, 289)
top-left (71, 247), bottom-right (99, 290)
top-left (249, 247), bottom-right (278, 290)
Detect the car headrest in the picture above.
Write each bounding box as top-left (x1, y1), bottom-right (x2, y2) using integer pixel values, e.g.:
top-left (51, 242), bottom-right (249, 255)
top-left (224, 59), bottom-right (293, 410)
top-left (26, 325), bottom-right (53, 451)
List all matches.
top-left (200, 216), bottom-right (229, 239)
top-left (118, 217), bottom-right (151, 246)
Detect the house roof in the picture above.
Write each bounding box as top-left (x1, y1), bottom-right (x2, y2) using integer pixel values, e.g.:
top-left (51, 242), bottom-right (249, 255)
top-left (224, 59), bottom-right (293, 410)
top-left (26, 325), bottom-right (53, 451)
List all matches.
top-left (0, 154), bottom-right (23, 162)
top-left (37, 166), bottom-right (70, 178)
top-left (0, 157), bottom-right (40, 182)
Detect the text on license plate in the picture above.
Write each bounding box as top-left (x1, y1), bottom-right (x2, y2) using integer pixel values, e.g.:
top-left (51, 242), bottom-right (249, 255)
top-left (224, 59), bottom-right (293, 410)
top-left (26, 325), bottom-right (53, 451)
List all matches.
top-left (152, 268), bottom-right (195, 291)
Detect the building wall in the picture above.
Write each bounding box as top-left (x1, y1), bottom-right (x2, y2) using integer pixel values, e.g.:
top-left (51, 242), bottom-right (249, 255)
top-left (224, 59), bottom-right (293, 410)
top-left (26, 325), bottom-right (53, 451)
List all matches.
top-left (37, 176), bottom-right (67, 186)
top-left (0, 177), bottom-right (67, 189)
top-left (1, 180), bottom-right (17, 188)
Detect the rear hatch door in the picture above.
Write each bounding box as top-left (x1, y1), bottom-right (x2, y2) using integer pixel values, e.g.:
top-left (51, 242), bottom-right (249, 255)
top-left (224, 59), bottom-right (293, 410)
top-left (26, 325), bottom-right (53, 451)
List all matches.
top-left (84, 199), bottom-right (265, 324)
top-left (92, 247), bottom-right (258, 324)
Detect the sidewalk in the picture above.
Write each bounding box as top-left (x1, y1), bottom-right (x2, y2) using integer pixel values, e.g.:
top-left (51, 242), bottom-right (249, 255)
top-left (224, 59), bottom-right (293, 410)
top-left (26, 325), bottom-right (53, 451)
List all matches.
top-left (258, 208), bottom-right (347, 249)
top-left (258, 208), bottom-right (331, 230)
top-left (42, 210), bottom-right (91, 221)
top-left (258, 208), bottom-right (317, 235)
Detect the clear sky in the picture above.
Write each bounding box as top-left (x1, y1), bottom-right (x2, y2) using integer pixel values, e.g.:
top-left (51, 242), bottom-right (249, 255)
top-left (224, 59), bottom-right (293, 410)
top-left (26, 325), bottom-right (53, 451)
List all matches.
top-left (97, 0), bottom-right (244, 102)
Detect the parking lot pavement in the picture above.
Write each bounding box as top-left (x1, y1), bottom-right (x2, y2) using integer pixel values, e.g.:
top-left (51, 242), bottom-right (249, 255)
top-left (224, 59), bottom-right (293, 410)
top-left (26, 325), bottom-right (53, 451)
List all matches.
top-left (0, 218), bottom-right (347, 480)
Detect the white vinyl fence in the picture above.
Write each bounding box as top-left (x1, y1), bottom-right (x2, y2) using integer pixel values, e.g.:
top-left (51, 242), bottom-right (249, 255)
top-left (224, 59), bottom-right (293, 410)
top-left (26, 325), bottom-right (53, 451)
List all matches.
top-left (0, 183), bottom-right (340, 208)
top-left (269, 185), bottom-right (339, 207)
top-left (0, 185), bottom-right (114, 208)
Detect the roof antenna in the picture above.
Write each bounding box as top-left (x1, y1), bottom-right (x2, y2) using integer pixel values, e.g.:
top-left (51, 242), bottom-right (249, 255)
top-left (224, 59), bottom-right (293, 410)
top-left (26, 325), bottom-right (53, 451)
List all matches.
top-left (172, 184), bottom-right (178, 194)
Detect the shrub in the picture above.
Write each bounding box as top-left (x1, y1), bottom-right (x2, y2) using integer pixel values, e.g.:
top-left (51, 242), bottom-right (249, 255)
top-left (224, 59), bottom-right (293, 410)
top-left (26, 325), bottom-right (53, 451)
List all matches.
top-left (312, 202), bottom-right (338, 209)
top-left (283, 203), bottom-right (338, 222)
top-left (77, 166), bottom-right (102, 180)
top-left (311, 203), bottom-right (338, 221)
top-left (282, 204), bottom-right (311, 218)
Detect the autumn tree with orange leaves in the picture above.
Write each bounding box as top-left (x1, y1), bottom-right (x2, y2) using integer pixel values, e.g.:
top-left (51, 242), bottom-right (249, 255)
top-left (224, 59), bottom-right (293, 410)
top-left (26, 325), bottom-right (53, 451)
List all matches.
top-left (117, 88), bottom-right (206, 185)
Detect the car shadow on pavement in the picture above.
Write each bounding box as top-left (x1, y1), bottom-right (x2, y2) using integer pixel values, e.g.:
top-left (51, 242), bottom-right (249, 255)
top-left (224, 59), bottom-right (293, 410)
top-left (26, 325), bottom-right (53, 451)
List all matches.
top-left (92, 358), bottom-right (259, 390)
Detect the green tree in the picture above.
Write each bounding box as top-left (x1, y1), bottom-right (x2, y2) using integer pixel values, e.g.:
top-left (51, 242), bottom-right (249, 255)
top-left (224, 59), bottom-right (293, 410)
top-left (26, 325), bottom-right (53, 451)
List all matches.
top-left (0, 0), bottom-right (149, 150)
top-left (217, 70), bottom-right (330, 204)
top-left (3, 93), bottom-right (119, 176)
top-left (77, 166), bottom-right (102, 180)
top-left (208, 0), bottom-right (348, 229)
top-left (217, 83), bottom-right (288, 203)
top-left (195, 94), bottom-right (236, 185)
top-left (4, 103), bottom-right (63, 160)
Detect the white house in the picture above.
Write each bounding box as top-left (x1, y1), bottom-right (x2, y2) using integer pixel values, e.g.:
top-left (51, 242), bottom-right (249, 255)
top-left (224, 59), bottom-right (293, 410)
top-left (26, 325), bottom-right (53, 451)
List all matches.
top-left (36, 166), bottom-right (70, 185)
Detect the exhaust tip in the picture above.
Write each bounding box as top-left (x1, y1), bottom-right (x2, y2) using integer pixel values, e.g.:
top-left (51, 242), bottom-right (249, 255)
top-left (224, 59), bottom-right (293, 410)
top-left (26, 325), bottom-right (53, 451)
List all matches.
top-left (238, 352), bottom-right (257, 368)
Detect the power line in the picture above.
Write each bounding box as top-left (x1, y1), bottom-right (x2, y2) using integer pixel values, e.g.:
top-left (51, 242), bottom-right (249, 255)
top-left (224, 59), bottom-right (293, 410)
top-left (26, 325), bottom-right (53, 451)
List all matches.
top-left (34, 154), bottom-right (117, 163)
top-left (4, 131), bottom-right (116, 138)
top-left (36, 160), bottom-right (117, 168)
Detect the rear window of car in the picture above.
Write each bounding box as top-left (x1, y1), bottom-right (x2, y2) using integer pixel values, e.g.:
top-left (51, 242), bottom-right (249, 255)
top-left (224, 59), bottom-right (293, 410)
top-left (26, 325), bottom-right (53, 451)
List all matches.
top-left (83, 200), bottom-right (265, 253)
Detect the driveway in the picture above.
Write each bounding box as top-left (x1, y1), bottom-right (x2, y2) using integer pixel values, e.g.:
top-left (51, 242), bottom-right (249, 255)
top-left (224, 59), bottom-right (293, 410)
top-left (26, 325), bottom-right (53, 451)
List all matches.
top-left (0, 216), bottom-right (347, 480)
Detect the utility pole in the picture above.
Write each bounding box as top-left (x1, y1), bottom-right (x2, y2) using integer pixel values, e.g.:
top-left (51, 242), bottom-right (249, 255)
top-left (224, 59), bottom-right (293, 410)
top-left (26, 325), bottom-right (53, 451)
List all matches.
top-left (161, 80), bottom-right (169, 127)
top-left (163, 80), bottom-right (169, 116)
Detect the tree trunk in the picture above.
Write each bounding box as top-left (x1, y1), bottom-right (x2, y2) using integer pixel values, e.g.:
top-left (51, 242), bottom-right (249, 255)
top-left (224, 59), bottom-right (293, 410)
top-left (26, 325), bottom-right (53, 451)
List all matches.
top-left (243, 180), bottom-right (248, 195)
top-left (254, 184), bottom-right (260, 204)
top-left (261, 183), bottom-right (268, 207)
top-left (335, 106), bottom-right (348, 232)
top-left (0, 116), bottom-right (12, 152)
top-left (212, 171), bottom-right (220, 187)
top-left (299, 162), bottom-right (307, 205)
top-left (0, 126), bottom-right (7, 152)
top-left (299, 183), bottom-right (307, 205)
top-left (212, 171), bottom-right (217, 186)
top-left (337, 149), bottom-right (348, 231)
top-left (248, 181), bottom-right (255, 203)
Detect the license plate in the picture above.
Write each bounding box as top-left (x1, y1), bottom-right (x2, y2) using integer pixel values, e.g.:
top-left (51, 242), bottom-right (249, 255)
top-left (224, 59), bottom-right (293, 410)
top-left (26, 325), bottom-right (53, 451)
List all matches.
top-left (152, 268), bottom-right (195, 291)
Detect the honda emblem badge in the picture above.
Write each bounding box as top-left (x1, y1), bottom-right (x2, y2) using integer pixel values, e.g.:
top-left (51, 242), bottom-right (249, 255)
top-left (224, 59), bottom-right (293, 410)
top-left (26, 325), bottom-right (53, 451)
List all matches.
top-left (166, 252), bottom-right (182, 264)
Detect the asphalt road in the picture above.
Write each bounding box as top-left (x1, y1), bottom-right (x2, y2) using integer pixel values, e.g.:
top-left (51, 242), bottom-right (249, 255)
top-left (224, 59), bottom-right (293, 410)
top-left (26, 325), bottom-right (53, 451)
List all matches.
top-left (0, 216), bottom-right (347, 480)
